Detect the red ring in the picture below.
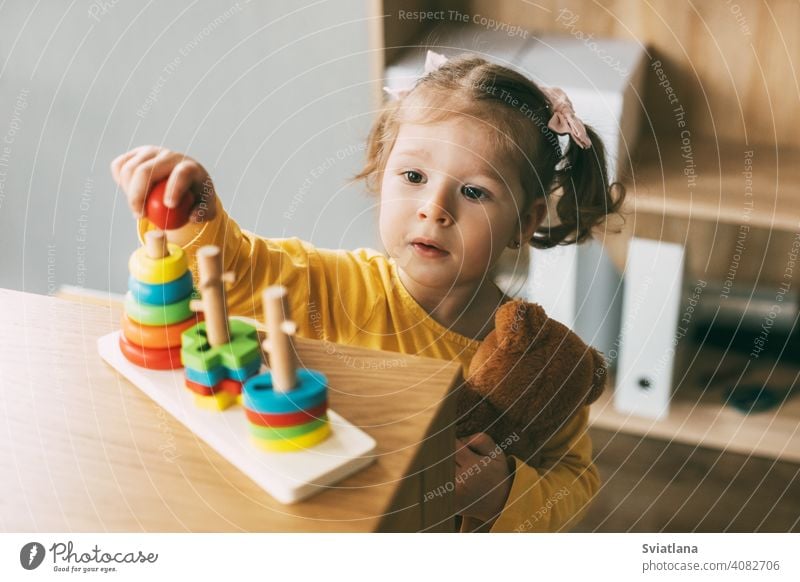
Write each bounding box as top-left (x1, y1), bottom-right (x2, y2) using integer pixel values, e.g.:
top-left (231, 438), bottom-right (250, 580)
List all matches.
top-left (219, 377), bottom-right (244, 396)
top-left (145, 179), bottom-right (194, 230)
top-left (185, 378), bottom-right (214, 396)
top-left (245, 401), bottom-right (328, 427)
top-left (184, 377), bottom-right (243, 397)
top-left (119, 334), bottom-right (183, 370)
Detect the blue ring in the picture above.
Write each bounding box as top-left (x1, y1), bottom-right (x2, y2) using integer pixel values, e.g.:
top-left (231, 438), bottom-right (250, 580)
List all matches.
top-left (129, 271), bottom-right (193, 305)
top-left (243, 369), bottom-right (328, 414)
top-left (185, 358), bottom-right (262, 387)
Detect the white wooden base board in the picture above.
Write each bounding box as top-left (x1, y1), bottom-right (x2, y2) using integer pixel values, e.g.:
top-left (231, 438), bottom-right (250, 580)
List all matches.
top-left (97, 330), bottom-right (377, 504)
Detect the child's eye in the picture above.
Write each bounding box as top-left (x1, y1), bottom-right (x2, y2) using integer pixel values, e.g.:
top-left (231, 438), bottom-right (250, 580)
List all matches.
top-left (462, 185), bottom-right (489, 201)
top-left (402, 170), bottom-right (425, 184)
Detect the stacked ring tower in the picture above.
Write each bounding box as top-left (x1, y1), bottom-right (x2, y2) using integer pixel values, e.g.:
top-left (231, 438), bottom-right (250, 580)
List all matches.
top-left (180, 246), bottom-right (262, 411)
top-left (242, 286), bottom-right (332, 453)
top-left (120, 230), bottom-right (200, 370)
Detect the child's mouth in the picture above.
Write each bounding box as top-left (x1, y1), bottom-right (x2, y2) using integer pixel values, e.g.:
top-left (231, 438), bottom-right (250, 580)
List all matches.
top-left (411, 242), bottom-right (449, 258)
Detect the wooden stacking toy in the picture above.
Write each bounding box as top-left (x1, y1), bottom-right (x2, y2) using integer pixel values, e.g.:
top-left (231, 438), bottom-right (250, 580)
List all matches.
top-left (242, 286), bottom-right (332, 453)
top-left (99, 244), bottom-right (377, 503)
top-left (180, 246), bottom-right (262, 411)
top-left (120, 231), bottom-right (201, 370)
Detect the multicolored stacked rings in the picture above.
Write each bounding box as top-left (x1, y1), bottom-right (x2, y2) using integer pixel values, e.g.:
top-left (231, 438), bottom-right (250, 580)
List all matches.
top-left (180, 318), bottom-right (262, 410)
top-left (243, 369), bottom-right (331, 452)
top-left (120, 241), bottom-right (201, 370)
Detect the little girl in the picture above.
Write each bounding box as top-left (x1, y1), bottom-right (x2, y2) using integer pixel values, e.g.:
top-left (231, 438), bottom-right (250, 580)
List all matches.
top-left (111, 51), bottom-right (625, 532)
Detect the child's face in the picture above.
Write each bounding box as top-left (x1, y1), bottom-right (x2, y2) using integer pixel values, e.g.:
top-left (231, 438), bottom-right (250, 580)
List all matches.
top-left (379, 116), bottom-right (544, 291)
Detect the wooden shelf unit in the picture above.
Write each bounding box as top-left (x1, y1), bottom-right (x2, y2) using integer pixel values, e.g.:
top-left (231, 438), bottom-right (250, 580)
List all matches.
top-left (593, 130), bottom-right (800, 463)
top-left (625, 133), bottom-right (800, 233)
top-left (590, 367), bottom-right (800, 464)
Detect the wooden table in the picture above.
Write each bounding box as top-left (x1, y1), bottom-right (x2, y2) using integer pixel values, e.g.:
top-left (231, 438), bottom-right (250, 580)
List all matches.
top-left (0, 289), bottom-right (460, 532)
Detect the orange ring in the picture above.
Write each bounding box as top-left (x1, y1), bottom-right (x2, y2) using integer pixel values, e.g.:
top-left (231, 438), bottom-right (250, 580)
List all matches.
top-left (121, 312), bottom-right (203, 349)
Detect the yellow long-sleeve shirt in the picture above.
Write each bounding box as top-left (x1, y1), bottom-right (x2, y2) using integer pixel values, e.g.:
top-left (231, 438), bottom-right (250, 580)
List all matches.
top-left (138, 199), bottom-right (600, 532)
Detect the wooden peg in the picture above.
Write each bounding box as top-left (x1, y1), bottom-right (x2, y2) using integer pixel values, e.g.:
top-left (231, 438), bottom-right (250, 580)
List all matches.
top-left (144, 230), bottom-right (168, 259)
top-left (195, 245), bottom-right (231, 347)
top-left (262, 286), bottom-right (297, 393)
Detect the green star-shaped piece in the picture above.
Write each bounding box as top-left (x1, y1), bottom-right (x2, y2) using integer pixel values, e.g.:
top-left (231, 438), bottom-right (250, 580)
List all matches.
top-left (181, 319), bottom-right (261, 371)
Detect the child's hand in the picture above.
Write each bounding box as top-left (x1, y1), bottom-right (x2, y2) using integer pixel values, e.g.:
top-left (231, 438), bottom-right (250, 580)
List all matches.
top-left (454, 432), bottom-right (514, 523)
top-left (110, 145), bottom-right (218, 223)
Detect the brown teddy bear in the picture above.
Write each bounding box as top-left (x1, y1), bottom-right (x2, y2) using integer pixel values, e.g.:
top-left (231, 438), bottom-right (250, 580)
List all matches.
top-left (455, 299), bottom-right (607, 475)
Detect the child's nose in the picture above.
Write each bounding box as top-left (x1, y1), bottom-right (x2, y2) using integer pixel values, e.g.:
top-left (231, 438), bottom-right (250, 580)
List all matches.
top-left (416, 186), bottom-right (454, 226)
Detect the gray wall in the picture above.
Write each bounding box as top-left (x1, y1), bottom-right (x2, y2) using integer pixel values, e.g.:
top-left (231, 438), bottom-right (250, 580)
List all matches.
top-left (0, 0), bottom-right (381, 295)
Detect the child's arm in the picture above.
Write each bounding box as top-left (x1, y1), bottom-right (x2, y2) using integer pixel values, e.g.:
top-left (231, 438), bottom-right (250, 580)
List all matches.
top-left (112, 146), bottom-right (317, 323)
top-left (488, 406), bottom-right (600, 532)
top-left (456, 407), bottom-right (599, 532)
top-left (113, 146), bottom-right (380, 340)
top-left (136, 195), bottom-right (319, 322)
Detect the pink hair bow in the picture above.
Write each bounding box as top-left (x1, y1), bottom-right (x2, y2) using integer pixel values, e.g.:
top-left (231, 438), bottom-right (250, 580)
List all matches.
top-left (383, 50), bottom-right (448, 101)
top-left (540, 86), bottom-right (592, 149)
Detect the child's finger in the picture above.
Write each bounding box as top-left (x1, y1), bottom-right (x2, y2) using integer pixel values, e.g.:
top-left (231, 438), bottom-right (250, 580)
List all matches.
top-left (118, 146), bottom-right (161, 189)
top-left (455, 437), bottom-right (472, 454)
top-left (111, 144), bottom-right (155, 180)
top-left (454, 451), bottom-right (469, 473)
top-left (164, 159), bottom-right (205, 209)
top-left (461, 432), bottom-right (497, 457)
top-left (455, 442), bottom-right (478, 467)
top-left (127, 156), bottom-right (175, 218)
top-left (110, 149), bottom-right (140, 184)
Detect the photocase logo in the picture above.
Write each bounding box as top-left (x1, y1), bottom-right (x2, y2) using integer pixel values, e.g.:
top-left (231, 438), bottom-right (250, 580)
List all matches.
top-left (20, 542), bottom-right (46, 570)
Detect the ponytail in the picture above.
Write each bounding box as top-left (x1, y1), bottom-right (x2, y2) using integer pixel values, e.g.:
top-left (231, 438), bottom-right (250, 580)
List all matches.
top-left (531, 125), bottom-right (626, 249)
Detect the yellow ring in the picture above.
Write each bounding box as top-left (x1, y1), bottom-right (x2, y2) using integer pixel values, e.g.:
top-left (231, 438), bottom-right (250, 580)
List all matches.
top-left (251, 422), bottom-right (331, 452)
top-left (129, 243), bottom-right (188, 285)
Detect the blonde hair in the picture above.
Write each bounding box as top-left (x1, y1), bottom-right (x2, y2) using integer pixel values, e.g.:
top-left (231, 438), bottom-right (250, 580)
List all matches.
top-left (354, 53), bottom-right (625, 249)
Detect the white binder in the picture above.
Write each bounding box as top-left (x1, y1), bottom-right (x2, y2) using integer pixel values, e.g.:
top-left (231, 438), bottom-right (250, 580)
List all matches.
top-left (615, 237), bottom-right (687, 419)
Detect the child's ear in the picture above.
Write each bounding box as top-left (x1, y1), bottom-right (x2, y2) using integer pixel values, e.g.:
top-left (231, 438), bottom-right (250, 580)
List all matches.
top-left (519, 197), bottom-right (548, 242)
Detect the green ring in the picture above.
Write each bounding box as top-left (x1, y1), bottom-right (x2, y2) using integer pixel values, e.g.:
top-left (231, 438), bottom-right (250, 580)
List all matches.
top-left (248, 416), bottom-right (328, 440)
top-left (125, 292), bottom-right (193, 326)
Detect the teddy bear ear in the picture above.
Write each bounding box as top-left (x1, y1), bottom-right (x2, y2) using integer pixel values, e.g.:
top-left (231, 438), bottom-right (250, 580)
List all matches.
top-left (585, 348), bottom-right (608, 404)
top-left (494, 300), bottom-right (548, 340)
